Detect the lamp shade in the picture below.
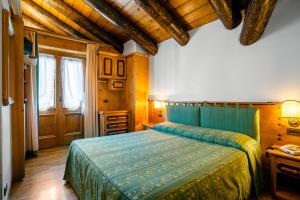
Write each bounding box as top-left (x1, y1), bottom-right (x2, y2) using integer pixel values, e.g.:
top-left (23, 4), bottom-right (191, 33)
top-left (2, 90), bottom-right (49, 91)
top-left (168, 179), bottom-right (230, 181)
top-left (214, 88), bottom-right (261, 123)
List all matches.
top-left (153, 100), bottom-right (163, 109)
top-left (281, 100), bottom-right (300, 118)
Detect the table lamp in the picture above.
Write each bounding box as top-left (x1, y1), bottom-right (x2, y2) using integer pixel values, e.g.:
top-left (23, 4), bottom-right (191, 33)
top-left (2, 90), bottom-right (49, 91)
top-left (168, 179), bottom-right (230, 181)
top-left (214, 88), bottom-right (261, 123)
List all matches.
top-left (281, 100), bottom-right (300, 127)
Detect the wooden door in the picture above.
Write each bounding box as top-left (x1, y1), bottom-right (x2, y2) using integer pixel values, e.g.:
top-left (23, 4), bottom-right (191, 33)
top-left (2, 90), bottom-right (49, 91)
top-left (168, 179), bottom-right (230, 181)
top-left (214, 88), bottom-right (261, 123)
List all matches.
top-left (57, 56), bottom-right (84, 146)
top-left (39, 55), bottom-right (60, 148)
top-left (115, 57), bottom-right (126, 79)
top-left (59, 109), bottom-right (83, 145)
top-left (39, 112), bottom-right (59, 148)
top-left (39, 54), bottom-right (84, 149)
top-left (98, 54), bottom-right (114, 79)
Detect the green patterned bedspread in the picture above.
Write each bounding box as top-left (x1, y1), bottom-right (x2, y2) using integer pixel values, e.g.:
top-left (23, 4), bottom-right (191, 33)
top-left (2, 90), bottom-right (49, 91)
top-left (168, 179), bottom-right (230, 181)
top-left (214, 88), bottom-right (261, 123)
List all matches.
top-left (64, 122), bottom-right (263, 200)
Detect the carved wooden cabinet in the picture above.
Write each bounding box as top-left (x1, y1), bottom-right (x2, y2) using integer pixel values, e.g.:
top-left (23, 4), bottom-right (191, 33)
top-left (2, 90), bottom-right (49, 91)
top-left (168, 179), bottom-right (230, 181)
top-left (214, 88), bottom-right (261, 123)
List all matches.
top-left (98, 52), bottom-right (127, 80)
top-left (98, 110), bottom-right (131, 136)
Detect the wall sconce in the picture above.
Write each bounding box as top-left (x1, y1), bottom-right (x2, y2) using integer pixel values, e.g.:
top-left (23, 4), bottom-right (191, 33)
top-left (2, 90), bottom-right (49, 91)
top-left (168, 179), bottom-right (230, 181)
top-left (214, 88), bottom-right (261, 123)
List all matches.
top-left (281, 100), bottom-right (300, 127)
top-left (153, 100), bottom-right (163, 109)
top-left (148, 95), bottom-right (168, 122)
top-left (153, 100), bottom-right (167, 120)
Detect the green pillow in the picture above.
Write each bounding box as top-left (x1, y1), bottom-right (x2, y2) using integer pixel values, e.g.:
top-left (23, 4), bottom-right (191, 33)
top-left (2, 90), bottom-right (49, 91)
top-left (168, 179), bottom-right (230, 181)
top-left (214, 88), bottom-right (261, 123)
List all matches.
top-left (200, 106), bottom-right (260, 141)
top-left (167, 105), bottom-right (200, 126)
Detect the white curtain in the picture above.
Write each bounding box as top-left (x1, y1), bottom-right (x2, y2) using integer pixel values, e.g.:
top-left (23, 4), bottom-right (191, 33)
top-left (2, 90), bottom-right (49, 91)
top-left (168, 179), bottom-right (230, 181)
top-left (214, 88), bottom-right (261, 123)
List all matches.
top-left (38, 54), bottom-right (56, 111)
top-left (61, 57), bottom-right (84, 111)
top-left (26, 60), bottom-right (39, 155)
top-left (24, 31), bottom-right (39, 156)
top-left (84, 44), bottom-right (99, 138)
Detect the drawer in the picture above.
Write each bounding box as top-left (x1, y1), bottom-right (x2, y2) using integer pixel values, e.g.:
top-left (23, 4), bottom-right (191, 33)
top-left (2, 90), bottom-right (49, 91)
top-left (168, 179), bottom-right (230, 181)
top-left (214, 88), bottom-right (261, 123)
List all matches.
top-left (98, 110), bottom-right (131, 136)
top-left (104, 114), bottom-right (129, 123)
top-left (108, 79), bottom-right (125, 91)
top-left (106, 122), bottom-right (128, 130)
top-left (105, 129), bottom-right (129, 135)
top-left (277, 163), bottom-right (300, 176)
top-left (275, 157), bottom-right (300, 178)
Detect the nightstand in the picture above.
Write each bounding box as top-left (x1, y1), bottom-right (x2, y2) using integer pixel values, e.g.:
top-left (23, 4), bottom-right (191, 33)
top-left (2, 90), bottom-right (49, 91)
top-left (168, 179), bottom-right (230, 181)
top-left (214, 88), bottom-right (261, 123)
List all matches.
top-left (267, 145), bottom-right (300, 200)
top-left (142, 122), bottom-right (157, 130)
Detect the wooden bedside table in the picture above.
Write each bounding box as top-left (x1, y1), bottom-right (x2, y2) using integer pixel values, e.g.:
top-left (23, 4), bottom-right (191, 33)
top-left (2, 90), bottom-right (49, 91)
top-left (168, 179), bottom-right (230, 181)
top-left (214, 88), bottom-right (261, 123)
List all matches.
top-left (267, 145), bottom-right (300, 200)
top-left (142, 122), bottom-right (157, 130)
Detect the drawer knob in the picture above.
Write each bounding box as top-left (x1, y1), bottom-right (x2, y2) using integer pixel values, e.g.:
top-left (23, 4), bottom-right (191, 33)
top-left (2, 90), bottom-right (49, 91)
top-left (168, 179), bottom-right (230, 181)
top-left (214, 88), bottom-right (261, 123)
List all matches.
top-left (278, 164), bottom-right (300, 176)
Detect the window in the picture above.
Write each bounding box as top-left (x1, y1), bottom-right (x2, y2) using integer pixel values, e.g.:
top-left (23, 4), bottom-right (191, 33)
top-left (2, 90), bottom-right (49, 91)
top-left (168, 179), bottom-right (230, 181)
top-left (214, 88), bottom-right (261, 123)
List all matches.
top-left (61, 57), bottom-right (84, 111)
top-left (38, 54), bottom-right (56, 111)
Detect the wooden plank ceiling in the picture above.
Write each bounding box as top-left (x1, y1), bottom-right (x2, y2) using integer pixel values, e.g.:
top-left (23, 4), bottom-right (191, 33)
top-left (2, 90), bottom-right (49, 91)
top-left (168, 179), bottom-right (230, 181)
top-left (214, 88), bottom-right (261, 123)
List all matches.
top-left (22, 0), bottom-right (218, 54)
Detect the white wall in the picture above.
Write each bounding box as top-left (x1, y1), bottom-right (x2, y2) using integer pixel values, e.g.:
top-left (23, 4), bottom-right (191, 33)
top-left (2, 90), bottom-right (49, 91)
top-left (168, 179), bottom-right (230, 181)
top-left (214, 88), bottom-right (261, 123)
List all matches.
top-left (1, 107), bottom-right (11, 200)
top-left (0, 0), bottom-right (13, 199)
top-left (150, 0), bottom-right (300, 102)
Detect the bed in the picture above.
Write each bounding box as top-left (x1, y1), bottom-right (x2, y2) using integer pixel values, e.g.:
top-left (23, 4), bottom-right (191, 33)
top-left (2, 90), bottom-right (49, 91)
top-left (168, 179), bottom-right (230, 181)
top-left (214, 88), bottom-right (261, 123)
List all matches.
top-left (64, 105), bottom-right (264, 200)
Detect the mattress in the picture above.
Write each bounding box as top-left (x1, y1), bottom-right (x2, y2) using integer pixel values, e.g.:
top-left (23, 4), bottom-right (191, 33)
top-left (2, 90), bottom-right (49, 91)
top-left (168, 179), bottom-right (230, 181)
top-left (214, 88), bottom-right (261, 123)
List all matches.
top-left (64, 122), bottom-right (263, 200)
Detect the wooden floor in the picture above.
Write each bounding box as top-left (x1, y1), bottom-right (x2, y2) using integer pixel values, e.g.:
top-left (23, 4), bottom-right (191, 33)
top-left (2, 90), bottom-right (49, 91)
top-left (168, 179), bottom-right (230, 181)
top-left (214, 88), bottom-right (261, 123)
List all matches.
top-left (10, 146), bottom-right (78, 200)
top-left (10, 145), bottom-right (274, 200)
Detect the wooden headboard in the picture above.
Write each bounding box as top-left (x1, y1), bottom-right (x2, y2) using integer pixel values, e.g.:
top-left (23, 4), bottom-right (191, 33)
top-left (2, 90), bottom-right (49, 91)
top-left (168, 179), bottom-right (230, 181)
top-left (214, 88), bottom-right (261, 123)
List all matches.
top-left (148, 101), bottom-right (300, 167)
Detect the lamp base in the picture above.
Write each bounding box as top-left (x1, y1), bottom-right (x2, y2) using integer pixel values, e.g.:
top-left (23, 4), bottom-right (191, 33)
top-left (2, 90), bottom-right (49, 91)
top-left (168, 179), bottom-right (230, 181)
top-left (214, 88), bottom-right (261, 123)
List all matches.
top-left (288, 119), bottom-right (300, 127)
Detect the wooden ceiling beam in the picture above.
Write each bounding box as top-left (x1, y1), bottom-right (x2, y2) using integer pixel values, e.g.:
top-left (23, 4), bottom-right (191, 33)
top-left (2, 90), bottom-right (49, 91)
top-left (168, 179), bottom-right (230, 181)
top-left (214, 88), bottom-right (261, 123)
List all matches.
top-left (133, 0), bottom-right (189, 46)
top-left (25, 26), bottom-right (120, 54)
top-left (41, 0), bottom-right (124, 53)
top-left (240, 0), bottom-right (278, 45)
top-left (208, 0), bottom-right (243, 29)
top-left (25, 26), bottom-right (93, 44)
top-left (22, 0), bottom-right (87, 39)
top-left (84, 0), bottom-right (158, 55)
top-left (23, 14), bottom-right (53, 32)
top-left (38, 34), bottom-right (87, 53)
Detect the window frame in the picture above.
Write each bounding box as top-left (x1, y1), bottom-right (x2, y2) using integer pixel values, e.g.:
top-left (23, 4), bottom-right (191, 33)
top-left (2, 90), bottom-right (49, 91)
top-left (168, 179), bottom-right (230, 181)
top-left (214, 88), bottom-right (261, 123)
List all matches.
top-left (38, 50), bottom-right (86, 113)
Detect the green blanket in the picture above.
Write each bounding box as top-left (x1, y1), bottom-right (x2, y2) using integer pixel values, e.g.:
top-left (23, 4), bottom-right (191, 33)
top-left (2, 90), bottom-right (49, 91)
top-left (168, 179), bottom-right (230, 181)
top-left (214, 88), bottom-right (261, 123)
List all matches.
top-left (64, 122), bottom-right (263, 200)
